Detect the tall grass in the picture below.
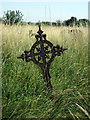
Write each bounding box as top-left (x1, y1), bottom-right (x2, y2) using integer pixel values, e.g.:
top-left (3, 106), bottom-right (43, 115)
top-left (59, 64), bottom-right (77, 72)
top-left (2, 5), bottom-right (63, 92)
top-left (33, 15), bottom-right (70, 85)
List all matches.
top-left (2, 24), bottom-right (89, 119)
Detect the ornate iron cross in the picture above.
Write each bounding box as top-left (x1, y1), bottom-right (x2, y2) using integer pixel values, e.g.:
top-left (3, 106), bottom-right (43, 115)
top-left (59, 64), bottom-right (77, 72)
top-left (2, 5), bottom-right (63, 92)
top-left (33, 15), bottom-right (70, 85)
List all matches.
top-left (17, 25), bottom-right (67, 89)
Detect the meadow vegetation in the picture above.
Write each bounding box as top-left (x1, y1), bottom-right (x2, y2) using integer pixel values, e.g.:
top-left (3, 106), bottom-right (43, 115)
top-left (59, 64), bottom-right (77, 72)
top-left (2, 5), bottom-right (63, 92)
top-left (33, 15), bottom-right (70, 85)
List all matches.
top-left (1, 24), bottom-right (89, 119)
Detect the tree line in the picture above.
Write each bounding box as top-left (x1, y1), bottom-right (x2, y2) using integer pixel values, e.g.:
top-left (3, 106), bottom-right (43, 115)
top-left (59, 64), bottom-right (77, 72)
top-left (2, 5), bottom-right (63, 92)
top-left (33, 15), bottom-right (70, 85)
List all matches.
top-left (0, 10), bottom-right (89, 27)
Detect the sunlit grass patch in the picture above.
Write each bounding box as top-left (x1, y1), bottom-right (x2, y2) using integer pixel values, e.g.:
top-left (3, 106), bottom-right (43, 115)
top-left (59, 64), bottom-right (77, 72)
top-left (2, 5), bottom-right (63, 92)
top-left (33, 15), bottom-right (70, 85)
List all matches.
top-left (2, 24), bottom-right (89, 119)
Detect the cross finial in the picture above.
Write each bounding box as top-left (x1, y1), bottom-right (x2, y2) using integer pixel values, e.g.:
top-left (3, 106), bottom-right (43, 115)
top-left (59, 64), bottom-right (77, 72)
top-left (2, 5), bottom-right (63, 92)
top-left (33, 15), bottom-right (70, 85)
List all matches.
top-left (37, 23), bottom-right (43, 35)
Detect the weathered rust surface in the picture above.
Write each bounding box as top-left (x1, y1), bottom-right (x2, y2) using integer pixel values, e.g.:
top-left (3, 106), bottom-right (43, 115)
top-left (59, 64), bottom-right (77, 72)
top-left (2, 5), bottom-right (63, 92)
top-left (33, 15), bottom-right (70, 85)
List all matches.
top-left (17, 25), bottom-right (67, 89)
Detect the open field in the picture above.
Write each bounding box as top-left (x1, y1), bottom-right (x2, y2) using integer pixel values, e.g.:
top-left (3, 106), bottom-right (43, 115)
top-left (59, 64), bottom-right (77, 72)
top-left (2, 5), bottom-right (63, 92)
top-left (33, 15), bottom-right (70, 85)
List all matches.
top-left (1, 24), bottom-right (89, 119)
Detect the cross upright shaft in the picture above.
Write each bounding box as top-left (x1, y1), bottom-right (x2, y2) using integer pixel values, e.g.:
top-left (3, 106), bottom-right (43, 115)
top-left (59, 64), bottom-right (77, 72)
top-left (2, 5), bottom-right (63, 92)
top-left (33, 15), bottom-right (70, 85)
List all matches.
top-left (42, 65), bottom-right (52, 88)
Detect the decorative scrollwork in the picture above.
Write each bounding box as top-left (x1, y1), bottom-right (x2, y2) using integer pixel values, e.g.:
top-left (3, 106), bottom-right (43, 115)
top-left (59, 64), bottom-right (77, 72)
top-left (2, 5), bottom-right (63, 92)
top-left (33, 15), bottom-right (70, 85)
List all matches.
top-left (17, 25), bottom-right (67, 89)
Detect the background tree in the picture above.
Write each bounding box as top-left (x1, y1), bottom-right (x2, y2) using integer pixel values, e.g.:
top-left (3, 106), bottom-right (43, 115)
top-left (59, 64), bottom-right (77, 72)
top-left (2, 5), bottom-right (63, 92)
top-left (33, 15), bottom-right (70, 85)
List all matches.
top-left (78, 19), bottom-right (89, 27)
top-left (3, 10), bottom-right (23, 25)
top-left (64, 17), bottom-right (77, 27)
top-left (64, 19), bottom-right (70, 26)
top-left (70, 17), bottom-right (77, 26)
top-left (52, 22), bottom-right (57, 26)
top-left (42, 21), bottom-right (51, 26)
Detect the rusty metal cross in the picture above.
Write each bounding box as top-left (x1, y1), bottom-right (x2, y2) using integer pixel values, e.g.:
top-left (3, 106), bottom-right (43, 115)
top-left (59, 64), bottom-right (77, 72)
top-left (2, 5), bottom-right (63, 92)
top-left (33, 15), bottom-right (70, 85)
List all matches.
top-left (17, 25), bottom-right (67, 89)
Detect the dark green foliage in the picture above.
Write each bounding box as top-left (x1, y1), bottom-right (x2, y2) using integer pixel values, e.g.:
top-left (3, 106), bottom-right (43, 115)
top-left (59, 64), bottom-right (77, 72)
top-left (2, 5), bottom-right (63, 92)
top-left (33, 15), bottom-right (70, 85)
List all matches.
top-left (78, 19), bottom-right (89, 26)
top-left (40, 21), bottom-right (51, 26)
top-left (64, 17), bottom-right (77, 26)
top-left (3, 10), bottom-right (23, 25)
top-left (52, 22), bottom-right (57, 26)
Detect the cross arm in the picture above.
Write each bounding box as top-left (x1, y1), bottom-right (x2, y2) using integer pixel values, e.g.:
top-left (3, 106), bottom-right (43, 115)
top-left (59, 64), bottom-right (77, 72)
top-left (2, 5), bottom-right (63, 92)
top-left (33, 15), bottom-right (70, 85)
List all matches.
top-left (17, 50), bottom-right (32, 62)
top-left (54, 45), bottom-right (68, 56)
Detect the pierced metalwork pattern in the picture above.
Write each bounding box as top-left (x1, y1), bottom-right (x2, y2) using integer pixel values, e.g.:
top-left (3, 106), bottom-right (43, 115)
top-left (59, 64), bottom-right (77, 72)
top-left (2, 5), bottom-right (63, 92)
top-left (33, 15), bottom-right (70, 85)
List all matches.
top-left (17, 25), bottom-right (67, 89)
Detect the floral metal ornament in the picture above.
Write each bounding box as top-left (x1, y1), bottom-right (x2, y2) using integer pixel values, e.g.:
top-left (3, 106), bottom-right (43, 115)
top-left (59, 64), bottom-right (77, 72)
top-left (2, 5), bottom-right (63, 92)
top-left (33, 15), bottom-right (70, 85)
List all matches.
top-left (17, 25), bottom-right (67, 89)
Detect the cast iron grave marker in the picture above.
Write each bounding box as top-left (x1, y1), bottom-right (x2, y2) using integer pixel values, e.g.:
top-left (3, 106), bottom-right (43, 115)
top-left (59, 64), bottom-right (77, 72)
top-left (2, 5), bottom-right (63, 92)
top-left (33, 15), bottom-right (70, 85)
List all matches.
top-left (17, 25), bottom-right (67, 89)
